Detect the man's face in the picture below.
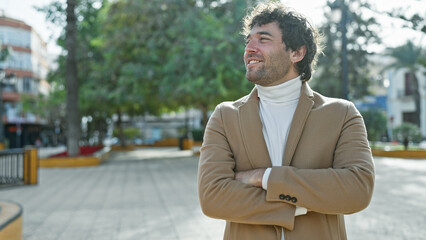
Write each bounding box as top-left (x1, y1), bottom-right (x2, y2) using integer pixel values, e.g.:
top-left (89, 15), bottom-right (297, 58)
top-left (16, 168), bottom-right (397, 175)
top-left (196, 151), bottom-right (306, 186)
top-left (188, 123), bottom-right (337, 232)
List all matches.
top-left (244, 22), bottom-right (296, 86)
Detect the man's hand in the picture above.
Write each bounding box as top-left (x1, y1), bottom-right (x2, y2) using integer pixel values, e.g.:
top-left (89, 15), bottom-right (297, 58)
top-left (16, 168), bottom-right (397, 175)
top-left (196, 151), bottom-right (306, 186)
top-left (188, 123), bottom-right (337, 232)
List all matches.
top-left (234, 168), bottom-right (266, 187)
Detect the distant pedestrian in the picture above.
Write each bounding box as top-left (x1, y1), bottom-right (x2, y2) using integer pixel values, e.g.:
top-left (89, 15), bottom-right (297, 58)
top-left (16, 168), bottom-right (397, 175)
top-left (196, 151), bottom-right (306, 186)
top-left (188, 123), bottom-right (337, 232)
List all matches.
top-left (403, 137), bottom-right (409, 150)
top-left (198, 2), bottom-right (375, 240)
top-left (35, 138), bottom-right (42, 148)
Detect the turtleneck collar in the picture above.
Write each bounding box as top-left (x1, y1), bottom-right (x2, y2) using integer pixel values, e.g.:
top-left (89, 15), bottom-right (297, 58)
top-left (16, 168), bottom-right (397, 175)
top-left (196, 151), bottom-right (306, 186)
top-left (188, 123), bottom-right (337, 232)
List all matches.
top-left (256, 76), bottom-right (302, 103)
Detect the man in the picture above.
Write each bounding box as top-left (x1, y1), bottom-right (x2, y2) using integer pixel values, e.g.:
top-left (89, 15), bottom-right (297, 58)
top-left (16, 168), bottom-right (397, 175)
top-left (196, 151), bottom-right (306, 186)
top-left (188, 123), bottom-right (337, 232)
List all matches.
top-left (198, 2), bottom-right (375, 240)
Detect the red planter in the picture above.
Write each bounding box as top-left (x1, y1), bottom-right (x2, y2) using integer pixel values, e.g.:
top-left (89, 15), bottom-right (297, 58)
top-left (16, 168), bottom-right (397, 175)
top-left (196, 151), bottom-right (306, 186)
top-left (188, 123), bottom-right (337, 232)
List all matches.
top-left (49, 145), bottom-right (104, 158)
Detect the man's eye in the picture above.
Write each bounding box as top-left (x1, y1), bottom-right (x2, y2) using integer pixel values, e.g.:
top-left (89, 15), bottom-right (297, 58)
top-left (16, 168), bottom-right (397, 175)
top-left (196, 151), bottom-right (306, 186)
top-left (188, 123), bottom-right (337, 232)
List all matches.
top-left (260, 38), bottom-right (269, 41)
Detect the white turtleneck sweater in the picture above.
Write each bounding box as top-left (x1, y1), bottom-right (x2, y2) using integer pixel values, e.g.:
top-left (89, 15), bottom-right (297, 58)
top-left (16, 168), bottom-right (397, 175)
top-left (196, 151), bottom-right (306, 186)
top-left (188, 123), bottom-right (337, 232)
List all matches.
top-left (256, 76), bottom-right (307, 239)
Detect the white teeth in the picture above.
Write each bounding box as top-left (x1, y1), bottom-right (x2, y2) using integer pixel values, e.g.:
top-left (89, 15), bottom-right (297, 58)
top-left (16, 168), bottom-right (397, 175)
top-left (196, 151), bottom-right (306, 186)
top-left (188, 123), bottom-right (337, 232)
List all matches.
top-left (249, 60), bottom-right (260, 64)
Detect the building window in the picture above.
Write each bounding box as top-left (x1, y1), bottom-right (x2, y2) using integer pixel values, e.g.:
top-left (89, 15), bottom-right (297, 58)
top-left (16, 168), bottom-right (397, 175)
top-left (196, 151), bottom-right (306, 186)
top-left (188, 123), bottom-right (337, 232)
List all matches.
top-left (403, 112), bottom-right (419, 126)
top-left (404, 72), bottom-right (413, 96)
top-left (23, 77), bottom-right (31, 93)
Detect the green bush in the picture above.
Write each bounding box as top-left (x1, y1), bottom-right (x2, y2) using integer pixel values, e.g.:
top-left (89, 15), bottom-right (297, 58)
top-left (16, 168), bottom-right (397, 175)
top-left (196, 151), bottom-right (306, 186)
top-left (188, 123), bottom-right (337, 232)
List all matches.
top-left (191, 129), bottom-right (204, 141)
top-left (393, 122), bottom-right (422, 143)
top-left (360, 109), bottom-right (387, 141)
top-left (113, 127), bottom-right (140, 140)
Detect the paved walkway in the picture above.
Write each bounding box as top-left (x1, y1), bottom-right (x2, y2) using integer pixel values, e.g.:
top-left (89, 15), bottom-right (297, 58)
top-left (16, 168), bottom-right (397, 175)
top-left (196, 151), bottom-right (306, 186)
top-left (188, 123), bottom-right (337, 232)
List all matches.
top-left (1, 147), bottom-right (425, 240)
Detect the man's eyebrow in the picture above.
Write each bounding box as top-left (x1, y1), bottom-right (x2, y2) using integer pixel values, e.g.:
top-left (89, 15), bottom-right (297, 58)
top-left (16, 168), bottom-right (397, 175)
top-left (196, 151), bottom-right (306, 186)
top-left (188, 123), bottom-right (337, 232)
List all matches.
top-left (246, 31), bottom-right (273, 40)
top-left (257, 31), bottom-right (273, 37)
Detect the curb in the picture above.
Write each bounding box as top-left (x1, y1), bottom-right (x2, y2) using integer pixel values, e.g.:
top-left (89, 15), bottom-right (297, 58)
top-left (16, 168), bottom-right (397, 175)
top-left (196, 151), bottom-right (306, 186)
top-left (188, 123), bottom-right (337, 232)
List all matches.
top-left (372, 149), bottom-right (426, 159)
top-left (39, 147), bottom-right (111, 168)
top-left (0, 201), bottom-right (23, 240)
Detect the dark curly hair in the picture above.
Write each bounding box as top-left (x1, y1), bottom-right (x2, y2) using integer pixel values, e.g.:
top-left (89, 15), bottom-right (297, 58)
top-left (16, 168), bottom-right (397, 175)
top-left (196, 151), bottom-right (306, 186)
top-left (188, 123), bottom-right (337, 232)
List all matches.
top-left (242, 2), bottom-right (322, 81)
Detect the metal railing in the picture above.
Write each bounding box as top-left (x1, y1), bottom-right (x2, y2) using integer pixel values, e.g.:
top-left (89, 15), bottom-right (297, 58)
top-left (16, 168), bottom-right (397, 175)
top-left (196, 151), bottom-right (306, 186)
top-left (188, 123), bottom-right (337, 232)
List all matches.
top-left (0, 149), bottom-right (25, 186)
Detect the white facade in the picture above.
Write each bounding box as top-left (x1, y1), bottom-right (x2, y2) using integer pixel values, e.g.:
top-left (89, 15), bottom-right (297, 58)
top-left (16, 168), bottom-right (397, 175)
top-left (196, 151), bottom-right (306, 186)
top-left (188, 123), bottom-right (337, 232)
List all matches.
top-left (112, 108), bottom-right (204, 144)
top-left (385, 67), bottom-right (426, 138)
top-left (0, 25), bottom-right (31, 48)
top-left (31, 30), bottom-right (49, 95)
top-left (0, 14), bottom-right (50, 123)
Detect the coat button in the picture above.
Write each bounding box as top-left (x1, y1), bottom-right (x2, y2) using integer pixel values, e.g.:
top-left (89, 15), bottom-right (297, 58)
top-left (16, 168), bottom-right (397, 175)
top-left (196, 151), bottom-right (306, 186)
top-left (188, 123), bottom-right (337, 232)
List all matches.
top-left (285, 195), bottom-right (292, 201)
top-left (291, 197), bottom-right (298, 203)
top-left (279, 194), bottom-right (286, 200)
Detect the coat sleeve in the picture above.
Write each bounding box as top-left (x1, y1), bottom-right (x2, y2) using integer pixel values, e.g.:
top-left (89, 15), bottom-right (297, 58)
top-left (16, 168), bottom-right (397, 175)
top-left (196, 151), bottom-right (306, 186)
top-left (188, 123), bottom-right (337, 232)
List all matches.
top-left (265, 102), bottom-right (375, 214)
top-left (198, 104), bottom-right (297, 230)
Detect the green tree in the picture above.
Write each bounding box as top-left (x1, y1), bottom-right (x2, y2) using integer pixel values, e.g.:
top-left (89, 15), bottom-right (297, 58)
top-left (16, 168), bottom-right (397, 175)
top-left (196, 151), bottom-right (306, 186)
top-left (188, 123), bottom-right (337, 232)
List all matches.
top-left (385, 41), bottom-right (424, 127)
top-left (0, 42), bottom-right (12, 61)
top-left (161, 0), bottom-right (254, 128)
top-left (393, 122), bottom-right (422, 143)
top-left (38, 0), bottom-right (257, 146)
top-left (38, 0), bottom-right (109, 146)
top-left (90, 0), bottom-right (168, 146)
top-left (384, 3), bottom-right (425, 34)
top-left (0, 41), bottom-right (13, 145)
top-left (360, 109), bottom-right (387, 142)
top-left (313, 0), bottom-right (381, 99)
top-left (65, 0), bottom-right (80, 156)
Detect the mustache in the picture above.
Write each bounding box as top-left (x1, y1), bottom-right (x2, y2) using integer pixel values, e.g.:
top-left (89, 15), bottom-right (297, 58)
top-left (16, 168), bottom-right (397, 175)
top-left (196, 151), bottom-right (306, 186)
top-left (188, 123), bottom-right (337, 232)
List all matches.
top-left (246, 54), bottom-right (264, 60)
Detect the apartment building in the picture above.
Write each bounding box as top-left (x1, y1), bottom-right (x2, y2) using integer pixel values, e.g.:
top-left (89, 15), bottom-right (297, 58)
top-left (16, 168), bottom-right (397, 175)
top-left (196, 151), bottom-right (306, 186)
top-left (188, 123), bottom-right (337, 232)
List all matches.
top-left (385, 67), bottom-right (426, 139)
top-left (0, 12), bottom-right (50, 148)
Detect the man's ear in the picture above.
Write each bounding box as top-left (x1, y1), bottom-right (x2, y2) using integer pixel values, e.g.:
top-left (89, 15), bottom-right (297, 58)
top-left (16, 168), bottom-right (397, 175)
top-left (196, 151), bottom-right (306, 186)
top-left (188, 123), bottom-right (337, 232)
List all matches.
top-left (291, 45), bottom-right (306, 63)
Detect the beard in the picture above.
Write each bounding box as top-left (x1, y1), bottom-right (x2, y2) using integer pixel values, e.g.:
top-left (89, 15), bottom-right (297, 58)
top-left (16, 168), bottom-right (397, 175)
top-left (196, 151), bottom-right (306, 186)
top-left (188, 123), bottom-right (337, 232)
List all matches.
top-left (245, 51), bottom-right (291, 87)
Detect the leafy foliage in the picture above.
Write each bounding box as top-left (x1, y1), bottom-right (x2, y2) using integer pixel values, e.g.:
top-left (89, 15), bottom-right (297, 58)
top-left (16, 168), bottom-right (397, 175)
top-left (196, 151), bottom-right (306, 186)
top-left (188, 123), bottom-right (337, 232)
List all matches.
top-left (385, 41), bottom-right (424, 69)
top-left (0, 42), bottom-right (12, 61)
top-left (385, 41), bottom-right (425, 126)
top-left (160, 0), bottom-right (253, 127)
top-left (385, 6), bottom-right (425, 33)
top-left (360, 109), bottom-right (387, 141)
top-left (113, 127), bottom-right (140, 140)
top-left (38, 0), bottom-right (255, 144)
top-left (393, 122), bottom-right (422, 143)
top-left (312, 0), bottom-right (381, 100)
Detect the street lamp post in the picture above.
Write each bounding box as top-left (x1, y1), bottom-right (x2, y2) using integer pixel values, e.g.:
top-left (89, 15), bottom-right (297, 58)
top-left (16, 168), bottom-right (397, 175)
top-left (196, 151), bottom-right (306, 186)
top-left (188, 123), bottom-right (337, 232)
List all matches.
top-left (340, 0), bottom-right (349, 100)
top-left (331, 0), bottom-right (349, 100)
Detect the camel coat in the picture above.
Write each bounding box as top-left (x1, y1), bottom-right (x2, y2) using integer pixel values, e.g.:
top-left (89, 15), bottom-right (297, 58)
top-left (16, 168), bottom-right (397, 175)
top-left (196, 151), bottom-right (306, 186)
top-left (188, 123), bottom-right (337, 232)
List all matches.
top-left (198, 82), bottom-right (375, 240)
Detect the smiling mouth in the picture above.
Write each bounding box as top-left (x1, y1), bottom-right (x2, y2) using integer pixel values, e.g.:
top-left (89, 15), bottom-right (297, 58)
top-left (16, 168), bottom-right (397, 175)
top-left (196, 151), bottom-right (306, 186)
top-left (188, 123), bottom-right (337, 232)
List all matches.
top-left (247, 60), bottom-right (262, 66)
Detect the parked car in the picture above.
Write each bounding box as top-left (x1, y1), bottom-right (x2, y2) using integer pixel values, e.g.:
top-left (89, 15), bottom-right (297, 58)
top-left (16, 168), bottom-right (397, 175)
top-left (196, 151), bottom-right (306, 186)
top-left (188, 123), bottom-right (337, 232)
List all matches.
top-left (103, 137), bottom-right (119, 146)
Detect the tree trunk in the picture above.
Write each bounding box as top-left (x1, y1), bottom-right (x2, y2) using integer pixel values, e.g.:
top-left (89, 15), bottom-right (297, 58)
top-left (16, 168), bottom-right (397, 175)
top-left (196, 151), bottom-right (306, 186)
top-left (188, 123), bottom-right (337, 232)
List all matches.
top-left (410, 71), bottom-right (421, 127)
top-left (97, 117), bottom-right (106, 146)
top-left (184, 107), bottom-right (191, 138)
top-left (65, 0), bottom-right (80, 156)
top-left (117, 110), bottom-right (125, 147)
top-left (201, 104), bottom-right (209, 130)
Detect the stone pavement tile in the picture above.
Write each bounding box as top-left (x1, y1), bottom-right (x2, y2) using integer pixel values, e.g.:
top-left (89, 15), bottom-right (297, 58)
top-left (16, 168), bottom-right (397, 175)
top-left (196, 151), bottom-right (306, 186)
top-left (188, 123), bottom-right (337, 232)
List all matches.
top-left (147, 224), bottom-right (179, 239)
top-left (117, 227), bottom-right (148, 240)
top-left (3, 148), bottom-right (426, 240)
top-left (59, 210), bottom-right (97, 238)
top-left (197, 216), bottom-right (225, 239)
top-left (345, 157), bottom-right (426, 240)
top-left (56, 232), bottom-right (87, 240)
top-left (25, 232), bottom-right (59, 240)
top-left (87, 229), bottom-right (117, 240)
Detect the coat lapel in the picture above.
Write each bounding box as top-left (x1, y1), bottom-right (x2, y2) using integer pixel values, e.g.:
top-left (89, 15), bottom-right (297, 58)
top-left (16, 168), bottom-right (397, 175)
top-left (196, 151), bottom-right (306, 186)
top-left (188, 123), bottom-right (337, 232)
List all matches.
top-left (238, 88), bottom-right (272, 169)
top-left (283, 82), bottom-right (314, 166)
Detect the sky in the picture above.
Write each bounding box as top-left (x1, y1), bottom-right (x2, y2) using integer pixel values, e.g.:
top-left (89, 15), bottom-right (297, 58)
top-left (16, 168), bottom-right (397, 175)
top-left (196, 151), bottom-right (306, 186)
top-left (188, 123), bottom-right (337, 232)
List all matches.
top-left (0, 0), bottom-right (424, 57)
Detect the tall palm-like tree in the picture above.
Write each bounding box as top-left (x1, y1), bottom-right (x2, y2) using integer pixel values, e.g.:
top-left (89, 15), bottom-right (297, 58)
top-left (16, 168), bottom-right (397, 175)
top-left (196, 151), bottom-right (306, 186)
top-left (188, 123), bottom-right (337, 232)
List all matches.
top-left (0, 42), bottom-right (11, 61)
top-left (65, 0), bottom-right (80, 156)
top-left (385, 41), bottom-right (425, 126)
top-left (0, 41), bottom-right (11, 146)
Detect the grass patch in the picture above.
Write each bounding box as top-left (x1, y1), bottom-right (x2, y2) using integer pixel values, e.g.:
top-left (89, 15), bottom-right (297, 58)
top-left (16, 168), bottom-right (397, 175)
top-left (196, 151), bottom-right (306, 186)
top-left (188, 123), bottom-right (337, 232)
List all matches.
top-left (370, 142), bottom-right (423, 151)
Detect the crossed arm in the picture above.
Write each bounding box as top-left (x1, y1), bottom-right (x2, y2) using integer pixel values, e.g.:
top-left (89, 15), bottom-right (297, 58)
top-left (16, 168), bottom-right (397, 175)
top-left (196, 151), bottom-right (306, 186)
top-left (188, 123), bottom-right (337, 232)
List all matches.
top-left (198, 105), bottom-right (298, 230)
top-left (235, 168), bottom-right (266, 187)
top-left (198, 103), bottom-right (375, 229)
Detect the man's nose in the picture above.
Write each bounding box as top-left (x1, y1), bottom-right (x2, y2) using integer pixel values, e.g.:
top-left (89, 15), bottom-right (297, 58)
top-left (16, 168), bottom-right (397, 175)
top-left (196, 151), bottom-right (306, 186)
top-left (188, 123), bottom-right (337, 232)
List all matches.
top-left (245, 40), bottom-right (258, 53)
